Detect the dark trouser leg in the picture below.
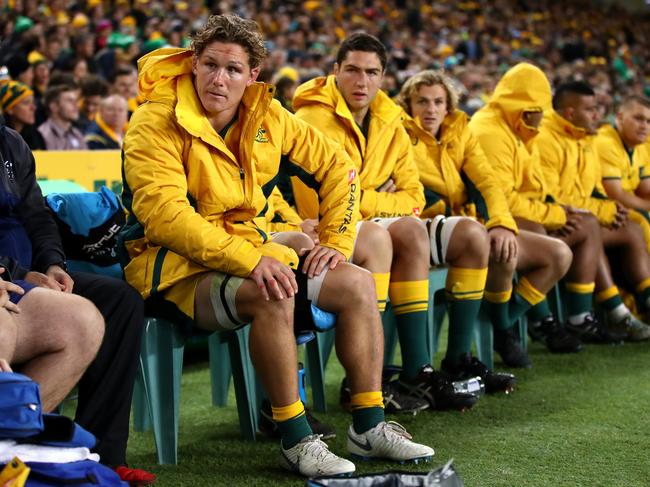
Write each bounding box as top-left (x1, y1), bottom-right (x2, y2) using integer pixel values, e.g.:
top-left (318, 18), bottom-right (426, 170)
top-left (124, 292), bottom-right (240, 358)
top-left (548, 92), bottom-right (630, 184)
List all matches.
top-left (70, 271), bottom-right (144, 467)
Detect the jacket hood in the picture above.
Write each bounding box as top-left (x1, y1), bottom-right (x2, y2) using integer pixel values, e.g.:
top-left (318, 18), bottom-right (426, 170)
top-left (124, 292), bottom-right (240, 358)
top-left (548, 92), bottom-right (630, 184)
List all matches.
top-left (488, 63), bottom-right (552, 143)
top-left (542, 110), bottom-right (588, 140)
top-left (293, 74), bottom-right (402, 125)
top-left (137, 47), bottom-right (194, 103)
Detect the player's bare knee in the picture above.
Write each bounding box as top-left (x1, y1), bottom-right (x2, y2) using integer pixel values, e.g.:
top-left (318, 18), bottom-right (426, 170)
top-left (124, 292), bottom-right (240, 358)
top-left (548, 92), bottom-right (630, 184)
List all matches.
top-left (71, 298), bottom-right (105, 358)
top-left (356, 221), bottom-right (393, 263)
top-left (389, 217), bottom-right (429, 260)
top-left (550, 240), bottom-right (573, 278)
top-left (459, 219), bottom-right (490, 261)
top-left (580, 213), bottom-right (601, 241)
top-left (337, 263), bottom-right (376, 309)
top-left (489, 257), bottom-right (517, 277)
top-left (256, 296), bottom-right (294, 330)
top-left (282, 232), bottom-right (314, 254)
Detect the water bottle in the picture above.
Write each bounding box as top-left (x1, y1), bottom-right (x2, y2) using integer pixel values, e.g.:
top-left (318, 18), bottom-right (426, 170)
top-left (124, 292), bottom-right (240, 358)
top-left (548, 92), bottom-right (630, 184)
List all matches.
top-left (297, 362), bottom-right (307, 404)
top-left (452, 375), bottom-right (485, 397)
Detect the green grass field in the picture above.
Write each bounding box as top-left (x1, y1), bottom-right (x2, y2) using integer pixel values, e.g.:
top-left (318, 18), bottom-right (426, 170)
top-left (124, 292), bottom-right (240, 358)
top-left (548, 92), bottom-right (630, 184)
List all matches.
top-left (125, 336), bottom-right (650, 486)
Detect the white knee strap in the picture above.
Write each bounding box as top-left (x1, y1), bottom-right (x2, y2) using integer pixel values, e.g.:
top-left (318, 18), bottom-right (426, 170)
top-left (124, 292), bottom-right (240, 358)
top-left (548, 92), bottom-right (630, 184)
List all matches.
top-left (426, 215), bottom-right (463, 266)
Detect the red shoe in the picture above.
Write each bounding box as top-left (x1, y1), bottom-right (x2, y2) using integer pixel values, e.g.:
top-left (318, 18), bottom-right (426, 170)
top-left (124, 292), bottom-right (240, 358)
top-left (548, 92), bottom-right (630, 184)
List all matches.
top-left (114, 466), bottom-right (156, 486)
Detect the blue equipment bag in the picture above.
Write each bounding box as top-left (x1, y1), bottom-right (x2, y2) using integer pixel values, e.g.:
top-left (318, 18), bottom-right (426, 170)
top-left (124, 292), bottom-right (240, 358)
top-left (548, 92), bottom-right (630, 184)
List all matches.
top-left (0, 372), bottom-right (44, 438)
top-left (45, 187), bottom-right (125, 278)
top-left (24, 460), bottom-right (128, 486)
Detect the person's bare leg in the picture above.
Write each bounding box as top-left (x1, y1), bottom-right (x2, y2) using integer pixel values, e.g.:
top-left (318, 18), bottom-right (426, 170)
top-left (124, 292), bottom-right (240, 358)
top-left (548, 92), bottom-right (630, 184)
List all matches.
top-left (387, 218), bottom-right (428, 281)
top-left (12, 288), bottom-right (105, 412)
top-left (510, 221), bottom-right (581, 352)
top-left (353, 221), bottom-right (393, 274)
top-left (602, 222), bottom-right (650, 286)
top-left (598, 222), bottom-right (650, 340)
top-left (515, 230), bottom-right (572, 292)
top-left (557, 213), bottom-right (601, 284)
top-left (316, 263), bottom-right (383, 395)
top-left (0, 308), bottom-right (17, 362)
top-left (272, 232), bottom-right (315, 256)
top-left (195, 276), bottom-right (299, 407)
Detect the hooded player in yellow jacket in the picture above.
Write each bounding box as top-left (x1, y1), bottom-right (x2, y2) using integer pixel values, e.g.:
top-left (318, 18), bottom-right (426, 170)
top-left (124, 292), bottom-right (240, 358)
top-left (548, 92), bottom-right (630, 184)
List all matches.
top-left (292, 33), bottom-right (515, 396)
top-left (599, 96), bottom-right (650, 255)
top-left (538, 82), bottom-right (650, 341)
top-left (120, 15), bottom-right (433, 477)
top-left (398, 69), bottom-right (575, 367)
top-left (470, 63), bottom-right (604, 350)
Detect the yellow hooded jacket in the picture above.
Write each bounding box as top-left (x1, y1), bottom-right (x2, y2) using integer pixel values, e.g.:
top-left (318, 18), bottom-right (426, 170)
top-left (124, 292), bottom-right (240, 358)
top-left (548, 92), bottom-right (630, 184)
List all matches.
top-left (120, 48), bottom-right (359, 319)
top-left (292, 75), bottom-right (425, 220)
top-left (469, 63), bottom-right (566, 230)
top-left (537, 111), bottom-right (617, 225)
top-left (403, 109), bottom-right (518, 233)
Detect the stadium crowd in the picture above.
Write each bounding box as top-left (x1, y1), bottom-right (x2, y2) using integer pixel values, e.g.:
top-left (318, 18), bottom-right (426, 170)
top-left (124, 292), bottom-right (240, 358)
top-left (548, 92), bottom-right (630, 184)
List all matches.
top-left (1, 0), bottom-right (650, 484)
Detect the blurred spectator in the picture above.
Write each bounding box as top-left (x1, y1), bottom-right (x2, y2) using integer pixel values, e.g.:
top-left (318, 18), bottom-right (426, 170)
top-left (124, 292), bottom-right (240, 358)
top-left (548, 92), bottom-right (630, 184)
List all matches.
top-left (31, 57), bottom-right (50, 126)
top-left (5, 55), bottom-right (33, 87)
top-left (274, 76), bottom-right (298, 112)
top-left (109, 67), bottom-right (138, 116)
top-left (78, 75), bottom-right (110, 131)
top-left (1, 0), bottom-right (650, 134)
top-left (38, 84), bottom-right (86, 150)
top-left (43, 26), bottom-right (64, 64)
top-left (85, 94), bottom-right (128, 150)
top-left (0, 79), bottom-right (45, 150)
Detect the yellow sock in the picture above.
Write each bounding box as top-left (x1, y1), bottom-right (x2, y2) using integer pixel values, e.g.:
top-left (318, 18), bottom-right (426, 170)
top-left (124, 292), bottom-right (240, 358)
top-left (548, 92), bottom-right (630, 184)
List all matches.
top-left (515, 277), bottom-right (546, 306)
top-left (595, 286), bottom-right (619, 303)
top-left (484, 288), bottom-right (513, 304)
top-left (636, 277), bottom-right (650, 294)
top-left (565, 282), bottom-right (596, 294)
top-left (445, 267), bottom-right (487, 301)
top-left (350, 391), bottom-right (384, 410)
top-left (389, 280), bottom-right (429, 315)
top-left (271, 399), bottom-right (305, 422)
top-left (373, 273), bottom-right (390, 312)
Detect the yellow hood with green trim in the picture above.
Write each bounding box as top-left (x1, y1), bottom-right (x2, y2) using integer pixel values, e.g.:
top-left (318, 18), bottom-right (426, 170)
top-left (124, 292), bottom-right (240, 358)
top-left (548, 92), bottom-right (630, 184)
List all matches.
top-left (487, 63), bottom-right (552, 143)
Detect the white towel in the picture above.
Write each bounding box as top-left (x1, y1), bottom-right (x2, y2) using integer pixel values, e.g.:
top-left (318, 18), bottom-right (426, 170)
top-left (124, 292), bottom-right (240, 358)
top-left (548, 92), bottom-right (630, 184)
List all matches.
top-left (0, 440), bottom-right (100, 464)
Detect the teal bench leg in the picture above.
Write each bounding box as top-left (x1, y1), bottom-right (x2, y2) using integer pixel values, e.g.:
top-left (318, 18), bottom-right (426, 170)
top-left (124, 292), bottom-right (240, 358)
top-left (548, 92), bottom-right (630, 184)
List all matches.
top-left (382, 304), bottom-right (399, 366)
top-left (548, 283), bottom-right (565, 324)
top-left (518, 316), bottom-right (528, 352)
top-left (132, 363), bottom-right (151, 432)
top-left (208, 333), bottom-right (232, 407)
top-left (474, 312), bottom-right (494, 370)
top-left (139, 317), bottom-right (185, 465)
top-left (305, 333), bottom-right (330, 413)
top-left (226, 326), bottom-right (258, 440)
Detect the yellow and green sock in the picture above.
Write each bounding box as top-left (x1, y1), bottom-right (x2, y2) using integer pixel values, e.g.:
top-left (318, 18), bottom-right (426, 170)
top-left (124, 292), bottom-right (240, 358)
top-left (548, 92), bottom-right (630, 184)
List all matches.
top-left (389, 280), bottom-right (430, 380)
top-left (484, 288), bottom-right (513, 330)
top-left (373, 272), bottom-right (391, 313)
top-left (635, 278), bottom-right (650, 313)
top-left (516, 277), bottom-right (551, 323)
top-left (350, 391), bottom-right (385, 433)
top-left (596, 286), bottom-right (628, 323)
top-left (273, 400), bottom-right (312, 449)
top-left (565, 281), bottom-right (595, 324)
top-left (445, 267), bottom-right (487, 362)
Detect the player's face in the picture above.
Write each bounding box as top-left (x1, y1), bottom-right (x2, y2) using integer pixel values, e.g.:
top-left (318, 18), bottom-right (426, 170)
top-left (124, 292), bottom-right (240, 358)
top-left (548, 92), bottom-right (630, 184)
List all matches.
top-left (410, 83), bottom-right (449, 136)
top-left (617, 102), bottom-right (650, 146)
top-left (570, 95), bottom-right (599, 134)
top-left (192, 41), bottom-right (260, 119)
top-left (334, 50), bottom-right (384, 115)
